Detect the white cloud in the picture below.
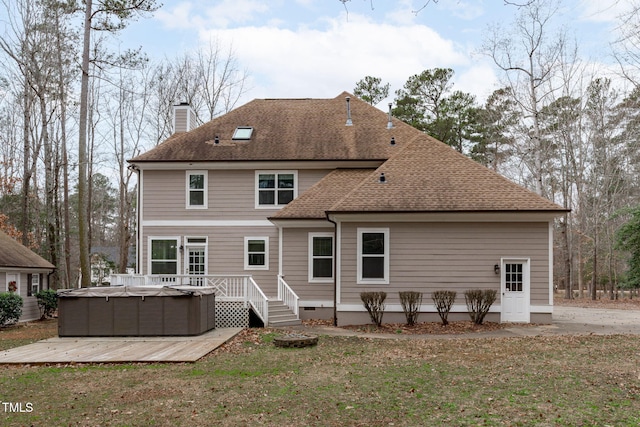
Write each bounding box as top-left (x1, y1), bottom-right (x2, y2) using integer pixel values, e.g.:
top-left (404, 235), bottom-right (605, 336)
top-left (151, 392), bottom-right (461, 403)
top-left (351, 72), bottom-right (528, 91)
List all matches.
top-left (455, 61), bottom-right (499, 103)
top-left (155, 0), bottom-right (271, 30)
top-left (437, 0), bottom-right (485, 21)
top-left (577, 0), bottom-right (632, 23)
top-left (201, 13), bottom-right (471, 102)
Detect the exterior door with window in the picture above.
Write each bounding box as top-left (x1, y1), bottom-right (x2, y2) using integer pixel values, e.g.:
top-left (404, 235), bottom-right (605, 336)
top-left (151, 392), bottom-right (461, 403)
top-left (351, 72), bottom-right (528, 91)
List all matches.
top-left (185, 239), bottom-right (207, 286)
top-left (501, 259), bottom-right (530, 322)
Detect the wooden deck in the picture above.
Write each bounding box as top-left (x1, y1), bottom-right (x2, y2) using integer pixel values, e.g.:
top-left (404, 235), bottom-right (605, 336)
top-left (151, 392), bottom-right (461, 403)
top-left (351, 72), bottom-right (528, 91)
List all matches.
top-left (0, 328), bottom-right (243, 364)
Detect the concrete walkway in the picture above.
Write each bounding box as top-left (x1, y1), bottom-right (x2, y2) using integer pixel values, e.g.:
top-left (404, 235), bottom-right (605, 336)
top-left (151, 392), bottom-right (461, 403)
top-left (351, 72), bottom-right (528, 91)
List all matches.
top-left (0, 328), bottom-right (243, 364)
top-left (283, 306), bottom-right (639, 340)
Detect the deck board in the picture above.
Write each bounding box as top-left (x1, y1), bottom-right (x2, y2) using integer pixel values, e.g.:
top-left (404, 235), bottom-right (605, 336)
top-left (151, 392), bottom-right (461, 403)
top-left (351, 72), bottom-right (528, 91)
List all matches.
top-left (0, 328), bottom-right (243, 364)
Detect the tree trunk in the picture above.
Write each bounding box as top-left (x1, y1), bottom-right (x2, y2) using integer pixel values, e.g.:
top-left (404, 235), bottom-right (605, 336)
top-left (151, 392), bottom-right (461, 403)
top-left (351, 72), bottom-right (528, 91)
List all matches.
top-left (563, 214), bottom-right (572, 299)
top-left (21, 84), bottom-right (31, 246)
top-left (77, 0), bottom-right (92, 288)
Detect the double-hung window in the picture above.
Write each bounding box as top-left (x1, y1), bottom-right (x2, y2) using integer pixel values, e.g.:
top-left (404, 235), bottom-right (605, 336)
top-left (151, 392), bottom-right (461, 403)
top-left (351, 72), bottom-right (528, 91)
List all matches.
top-left (28, 274), bottom-right (40, 296)
top-left (309, 233), bottom-right (334, 282)
top-left (186, 171), bottom-right (207, 209)
top-left (357, 228), bottom-right (389, 284)
top-left (150, 238), bottom-right (179, 274)
top-left (244, 237), bottom-right (269, 270)
top-left (256, 171), bottom-right (297, 208)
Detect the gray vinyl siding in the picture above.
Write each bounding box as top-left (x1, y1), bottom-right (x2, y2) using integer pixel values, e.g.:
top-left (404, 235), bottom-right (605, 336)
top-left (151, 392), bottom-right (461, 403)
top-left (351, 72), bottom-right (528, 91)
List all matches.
top-left (281, 227), bottom-right (335, 302)
top-left (20, 271), bottom-right (40, 321)
top-left (339, 221), bottom-right (550, 306)
top-left (0, 271), bottom-right (49, 322)
top-left (142, 169), bottom-right (331, 221)
top-left (142, 225), bottom-right (280, 296)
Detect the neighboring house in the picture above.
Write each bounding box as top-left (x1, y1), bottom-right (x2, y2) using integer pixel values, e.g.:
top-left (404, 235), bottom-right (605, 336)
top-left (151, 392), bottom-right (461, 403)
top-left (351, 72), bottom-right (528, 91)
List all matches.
top-left (90, 246), bottom-right (136, 285)
top-left (0, 230), bottom-right (55, 322)
top-left (124, 92), bottom-right (567, 326)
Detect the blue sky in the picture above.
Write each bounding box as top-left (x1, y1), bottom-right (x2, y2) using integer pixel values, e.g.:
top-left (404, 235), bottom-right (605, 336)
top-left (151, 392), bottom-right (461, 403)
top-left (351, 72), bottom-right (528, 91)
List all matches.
top-left (119, 0), bottom-right (630, 106)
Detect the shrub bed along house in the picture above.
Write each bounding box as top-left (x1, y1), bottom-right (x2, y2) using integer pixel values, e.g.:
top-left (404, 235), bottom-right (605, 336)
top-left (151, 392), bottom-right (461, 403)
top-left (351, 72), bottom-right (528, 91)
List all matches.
top-left (464, 289), bottom-right (497, 325)
top-left (0, 292), bottom-right (23, 326)
top-left (432, 290), bottom-right (456, 325)
top-left (360, 291), bottom-right (387, 326)
top-left (399, 291), bottom-right (422, 325)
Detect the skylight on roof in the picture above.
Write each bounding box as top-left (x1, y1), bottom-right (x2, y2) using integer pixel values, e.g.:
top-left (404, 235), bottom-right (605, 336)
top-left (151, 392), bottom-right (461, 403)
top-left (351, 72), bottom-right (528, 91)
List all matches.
top-left (232, 127), bottom-right (253, 140)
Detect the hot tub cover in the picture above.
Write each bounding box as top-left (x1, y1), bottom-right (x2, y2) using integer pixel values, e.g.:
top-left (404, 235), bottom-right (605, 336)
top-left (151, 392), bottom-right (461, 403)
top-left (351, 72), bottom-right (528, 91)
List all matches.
top-left (58, 286), bottom-right (216, 298)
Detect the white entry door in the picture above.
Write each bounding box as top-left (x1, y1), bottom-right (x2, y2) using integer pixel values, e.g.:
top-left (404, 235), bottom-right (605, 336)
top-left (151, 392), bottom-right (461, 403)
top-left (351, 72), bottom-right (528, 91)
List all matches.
top-left (186, 246), bottom-right (207, 286)
top-left (501, 259), bottom-right (530, 322)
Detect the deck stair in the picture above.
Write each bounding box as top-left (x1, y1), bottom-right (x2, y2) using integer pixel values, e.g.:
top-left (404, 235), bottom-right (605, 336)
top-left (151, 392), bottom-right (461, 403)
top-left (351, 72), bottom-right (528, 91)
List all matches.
top-left (267, 299), bottom-right (301, 327)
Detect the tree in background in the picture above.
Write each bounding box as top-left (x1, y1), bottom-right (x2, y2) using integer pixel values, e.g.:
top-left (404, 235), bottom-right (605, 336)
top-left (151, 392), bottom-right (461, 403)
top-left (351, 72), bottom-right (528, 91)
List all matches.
top-left (76, 0), bottom-right (158, 287)
top-left (353, 76), bottom-right (390, 106)
top-left (392, 68), bottom-right (481, 154)
top-left (472, 87), bottom-right (520, 171)
top-left (616, 206), bottom-right (640, 295)
top-left (482, 0), bottom-right (565, 197)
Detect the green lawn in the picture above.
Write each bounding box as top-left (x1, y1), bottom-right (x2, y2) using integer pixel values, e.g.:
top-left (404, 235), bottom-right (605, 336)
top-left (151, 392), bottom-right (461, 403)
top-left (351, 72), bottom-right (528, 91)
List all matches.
top-left (1, 327), bottom-right (639, 426)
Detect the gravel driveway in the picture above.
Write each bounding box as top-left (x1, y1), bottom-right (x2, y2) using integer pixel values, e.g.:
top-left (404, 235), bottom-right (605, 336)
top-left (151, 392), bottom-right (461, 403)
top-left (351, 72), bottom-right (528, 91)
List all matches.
top-left (550, 305), bottom-right (639, 335)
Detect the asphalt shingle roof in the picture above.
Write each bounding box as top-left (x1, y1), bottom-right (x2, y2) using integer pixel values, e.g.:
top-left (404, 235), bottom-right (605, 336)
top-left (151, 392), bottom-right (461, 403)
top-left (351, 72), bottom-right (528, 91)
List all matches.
top-left (328, 135), bottom-right (566, 213)
top-left (130, 92), bottom-right (416, 162)
top-left (0, 230), bottom-right (56, 270)
top-left (271, 169), bottom-right (376, 219)
top-left (133, 91), bottom-right (567, 215)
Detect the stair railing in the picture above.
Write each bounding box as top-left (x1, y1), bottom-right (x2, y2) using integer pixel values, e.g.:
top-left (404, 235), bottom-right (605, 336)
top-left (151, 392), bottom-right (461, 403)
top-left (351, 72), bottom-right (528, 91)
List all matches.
top-left (246, 277), bottom-right (269, 324)
top-left (277, 275), bottom-right (299, 317)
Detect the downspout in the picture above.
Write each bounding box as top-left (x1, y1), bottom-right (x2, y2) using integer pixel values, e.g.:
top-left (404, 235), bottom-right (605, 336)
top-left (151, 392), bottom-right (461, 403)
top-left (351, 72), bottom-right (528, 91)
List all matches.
top-left (326, 213), bottom-right (338, 327)
top-left (128, 164), bottom-right (141, 274)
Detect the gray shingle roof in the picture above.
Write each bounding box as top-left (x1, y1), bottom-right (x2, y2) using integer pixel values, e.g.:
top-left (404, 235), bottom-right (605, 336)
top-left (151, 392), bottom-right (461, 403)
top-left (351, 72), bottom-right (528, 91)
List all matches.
top-left (0, 230), bottom-right (56, 270)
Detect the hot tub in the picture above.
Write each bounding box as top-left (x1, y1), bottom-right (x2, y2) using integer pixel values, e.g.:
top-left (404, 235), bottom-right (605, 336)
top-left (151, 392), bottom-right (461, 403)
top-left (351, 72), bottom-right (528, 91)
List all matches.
top-left (57, 286), bottom-right (215, 337)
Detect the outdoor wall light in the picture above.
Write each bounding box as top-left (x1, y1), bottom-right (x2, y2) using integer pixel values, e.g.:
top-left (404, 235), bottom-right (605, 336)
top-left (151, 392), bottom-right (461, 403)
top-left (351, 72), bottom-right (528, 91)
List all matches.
top-left (494, 264), bottom-right (500, 275)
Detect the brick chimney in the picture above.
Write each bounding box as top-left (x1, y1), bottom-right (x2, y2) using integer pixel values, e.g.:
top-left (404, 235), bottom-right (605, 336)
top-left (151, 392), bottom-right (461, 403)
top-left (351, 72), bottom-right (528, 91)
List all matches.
top-left (172, 102), bottom-right (197, 133)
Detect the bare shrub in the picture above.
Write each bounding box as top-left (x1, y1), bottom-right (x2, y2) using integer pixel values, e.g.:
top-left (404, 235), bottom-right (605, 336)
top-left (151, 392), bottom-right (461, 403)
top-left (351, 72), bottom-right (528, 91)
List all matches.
top-left (432, 290), bottom-right (456, 325)
top-left (464, 289), bottom-right (497, 325)
top-left (399, 291), bottom-right (422, 325)
top-left (360, 292), bottom-right (387, 326)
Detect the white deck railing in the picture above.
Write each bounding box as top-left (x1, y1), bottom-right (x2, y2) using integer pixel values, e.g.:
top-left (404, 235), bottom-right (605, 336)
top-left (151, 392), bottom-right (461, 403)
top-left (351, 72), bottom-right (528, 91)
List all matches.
top-left (278, 275), bottom-right (299, 317)
top-left (110, 274), bottom-right (272, 324)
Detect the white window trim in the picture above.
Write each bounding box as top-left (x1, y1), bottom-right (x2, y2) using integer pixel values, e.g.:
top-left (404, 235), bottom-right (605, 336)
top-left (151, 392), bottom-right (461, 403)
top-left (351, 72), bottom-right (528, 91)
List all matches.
top-left (31, 273), bottom-right (40, 295)
top-left (186, 170), bottom-right (208, 209)
top-left (148, 236), bottom-right (181, 275)
top-left (184, 236), bottom-right (208, 276)
top-left (254, 170), bottom-right (298, 209)
top-left (357, 228), bottom-right (390, 285)
top-left (244, 236), bottom-right (269, 271)
top-left (308, 232), bottom-right (334, 283)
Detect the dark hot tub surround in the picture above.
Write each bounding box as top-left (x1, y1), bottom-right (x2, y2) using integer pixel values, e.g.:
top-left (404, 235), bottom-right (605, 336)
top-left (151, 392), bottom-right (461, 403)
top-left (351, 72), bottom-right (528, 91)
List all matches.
top-left (57, 286), bottom-right (216, 337)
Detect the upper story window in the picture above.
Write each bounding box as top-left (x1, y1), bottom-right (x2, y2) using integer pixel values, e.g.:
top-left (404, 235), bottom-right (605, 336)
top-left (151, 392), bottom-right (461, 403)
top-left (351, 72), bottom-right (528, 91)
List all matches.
top-left (186, 171), bottom-right (207, 209)
top-left (255, 171), bottom-right (297, 208)
top-left (357, 228), bottom-right (390, 285)
top-left (233, 127), bottom-right (253, 140)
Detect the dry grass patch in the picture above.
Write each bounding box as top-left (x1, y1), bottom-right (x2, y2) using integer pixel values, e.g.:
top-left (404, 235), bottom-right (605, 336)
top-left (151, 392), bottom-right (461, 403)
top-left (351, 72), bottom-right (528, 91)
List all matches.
top-left (1, 323), bottom-right (639, 426)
